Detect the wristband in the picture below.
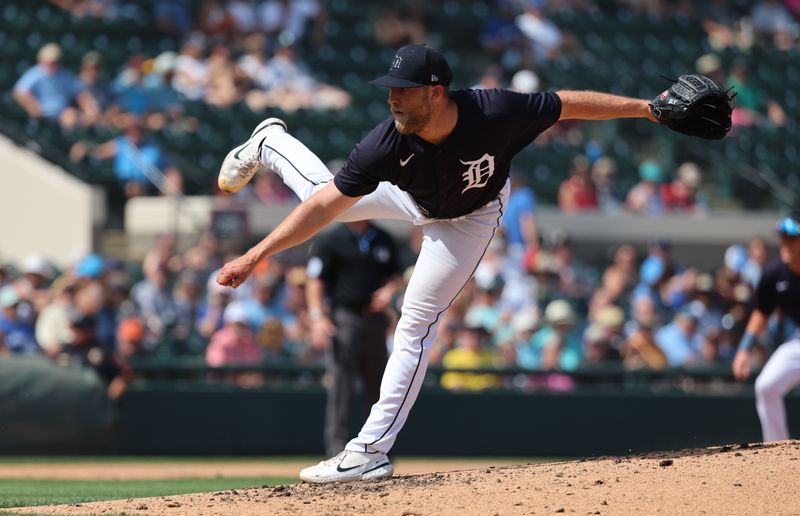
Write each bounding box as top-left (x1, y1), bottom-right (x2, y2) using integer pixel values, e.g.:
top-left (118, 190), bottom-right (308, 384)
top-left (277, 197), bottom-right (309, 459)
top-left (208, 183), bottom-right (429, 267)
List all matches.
top-left (309, 309), bottom-right (325, 321)
top-left (738, 331), bottom-right (757, 351)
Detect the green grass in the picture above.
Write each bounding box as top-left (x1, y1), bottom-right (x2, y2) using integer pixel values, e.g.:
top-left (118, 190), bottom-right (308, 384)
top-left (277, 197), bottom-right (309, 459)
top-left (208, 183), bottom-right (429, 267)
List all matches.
top-left (0, 456), bottom-right (318, 464)
top-left (0, 477), bottom-right (297, 509)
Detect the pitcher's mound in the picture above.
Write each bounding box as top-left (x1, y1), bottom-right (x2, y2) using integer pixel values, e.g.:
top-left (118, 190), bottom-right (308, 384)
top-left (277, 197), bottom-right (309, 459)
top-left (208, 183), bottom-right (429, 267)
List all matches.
top-left (9, 441), bottom-right (800, 515)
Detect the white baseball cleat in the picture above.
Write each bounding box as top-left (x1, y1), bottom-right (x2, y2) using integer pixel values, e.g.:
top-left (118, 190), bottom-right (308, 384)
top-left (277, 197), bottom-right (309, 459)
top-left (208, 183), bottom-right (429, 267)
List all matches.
top-left (218, 117), bottom-right (287, 193)
top-left (299, 450), bottom-right (394, 484)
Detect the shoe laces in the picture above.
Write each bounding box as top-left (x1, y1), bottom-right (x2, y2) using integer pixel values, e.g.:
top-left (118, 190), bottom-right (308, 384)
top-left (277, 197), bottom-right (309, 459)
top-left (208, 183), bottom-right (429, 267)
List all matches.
top-left (238, 153), bottom-right (261, 178)
top-left (321, 450), bottom-right (351, 467)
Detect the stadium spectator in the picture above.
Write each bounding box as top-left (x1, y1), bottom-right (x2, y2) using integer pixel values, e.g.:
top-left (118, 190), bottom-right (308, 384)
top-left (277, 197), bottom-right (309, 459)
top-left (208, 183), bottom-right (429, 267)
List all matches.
top-left (172, 34), bottom-right (209, 101)
top-left (154, 0), bottom-right (193, 36)
top-left (170, 270), bottom-right (204, 352)
top-left (620, 306), bottom-right (667, 370)
top-left (601, 244), bottom-right (638, 304)
top-left (57, 309), bottom-right (132, 400)
top-left (502, 173), bottom-right (539, 264)
top-left (35, 280), bottom-right (78, 357)
top-left (591, 157), bottom-right (623, 214)
top-left (373, 6), bottom-right (427, 48)
top-left (549, 232), bottom-right (596, 299)
top-left (227, 0), bottom-right (259, 36)
top-left (509, 69), bottom-right (541, 94)
top-left (698, 0), bottom-right (742, 50)
top-left (0, 286), bottom-right (38, 354)
top-left (694, 53), bottom-right (727, 87)
top-left (717, 244), bottom-right (749, 305)
top-left (661, 162), bottom-right (705, 214)
top-left (655, 310), bottom-right (703, 367)
top-left (15, 255), bottom-right (54, 312)
top-left (239, 33), bottom-right (276, 92)
top-left (206, 300), bottom-right (261, 364)
top-left (267, 44), bottom-right (351, 112)
top-left (472, 65), bottom-right (505, 90)
top-left (197, 0), bottom-right (237, 41)
top-left (626, 160), bottom-right (665, 214)
top-left (205, 44), bottom-right (250, 107)
top-left (143, 52), bottom-right (184, 130)
top-left (71, 120), bottom-right (184, 198)
top-left (73, 270), bottom-right (118, 355)
top-left (515, 3), bottom-right (564, 65)
top-left (742, 236), bottom-right (769, 288)
top-left (130, 257), bottom-right (177, 349)
top-left (480, 0), bottom-right (529, 70)
top-left (727, 62), bottom-right (787, 128)
top-left (244, 274), bottom-right (293, 332)
top-left (558, 155), bottom-right (598, 213)
top-left (257, 0), bottom-right (326, 47)
top-left (440, 323), bottom-right (502, 391)
top-left (73, 51), bottom-right (113, 128)
top-left (750, 0), bottom-right (798, 48)
top-left (517, 300), bottom-right (582, 371)
top-left (12, 43), bottom-right (85, 128)
top-left (197, 273), bottom-right (236, 339)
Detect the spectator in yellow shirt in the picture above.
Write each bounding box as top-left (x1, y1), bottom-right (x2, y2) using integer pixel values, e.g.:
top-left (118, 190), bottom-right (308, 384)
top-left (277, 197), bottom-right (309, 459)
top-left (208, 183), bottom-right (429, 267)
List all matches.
top-left (441, 323), bottom-right (502, 391)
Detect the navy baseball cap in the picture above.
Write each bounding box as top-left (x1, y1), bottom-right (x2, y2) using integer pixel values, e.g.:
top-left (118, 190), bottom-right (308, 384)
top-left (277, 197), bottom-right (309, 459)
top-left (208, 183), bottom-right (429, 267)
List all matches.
top-left (777, 211), bottom-right (800, 237)
top-left (370, 44), bottom-right (453, 88)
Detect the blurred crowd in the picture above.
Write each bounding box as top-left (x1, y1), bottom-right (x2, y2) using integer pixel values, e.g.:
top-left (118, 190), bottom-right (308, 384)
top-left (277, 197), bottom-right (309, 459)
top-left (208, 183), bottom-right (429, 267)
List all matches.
top-left (0, 210), bottom-right (790, 395)
top-left (3, 0), bottom-right (797, 396)
top-left (7, 0), bottom-right (791, 207)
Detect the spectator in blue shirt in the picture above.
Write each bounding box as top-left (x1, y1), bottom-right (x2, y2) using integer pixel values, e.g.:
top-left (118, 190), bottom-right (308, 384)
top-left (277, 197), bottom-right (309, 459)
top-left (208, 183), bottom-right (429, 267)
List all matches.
top-left (13, 43), bottom-right (87, 128)
top-left (502, 172), bottom-right (539, 264)
top-left (0, 286), bottom-right (39, 354)
top-left (71, 120), bottom-right (183, 198)
top-left (655, 310), bottom-right (704, 367)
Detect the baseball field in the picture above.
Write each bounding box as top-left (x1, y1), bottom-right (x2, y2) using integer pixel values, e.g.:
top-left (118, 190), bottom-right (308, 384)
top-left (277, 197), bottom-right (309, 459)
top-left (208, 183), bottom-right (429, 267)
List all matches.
top-left (2, 441), bottom-right (799, 515)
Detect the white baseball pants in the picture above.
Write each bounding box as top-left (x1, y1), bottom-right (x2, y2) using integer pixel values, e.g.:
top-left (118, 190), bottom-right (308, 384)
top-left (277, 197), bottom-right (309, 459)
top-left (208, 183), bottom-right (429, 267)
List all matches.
top-left (261, 129), bottom-right (508, 454)
top-left (754, 338), bottom-right (800, 441)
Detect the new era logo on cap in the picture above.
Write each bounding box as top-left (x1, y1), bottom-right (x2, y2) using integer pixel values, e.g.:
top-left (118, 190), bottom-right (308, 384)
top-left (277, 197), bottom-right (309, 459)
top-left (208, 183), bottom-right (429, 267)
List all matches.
top-left (370, 44), bottom-right (453, 88)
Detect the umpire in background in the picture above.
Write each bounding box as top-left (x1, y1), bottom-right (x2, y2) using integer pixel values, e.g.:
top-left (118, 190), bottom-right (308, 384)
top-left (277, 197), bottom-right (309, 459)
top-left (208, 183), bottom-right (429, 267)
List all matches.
top-left (306, 220), bottom-right (402, 456)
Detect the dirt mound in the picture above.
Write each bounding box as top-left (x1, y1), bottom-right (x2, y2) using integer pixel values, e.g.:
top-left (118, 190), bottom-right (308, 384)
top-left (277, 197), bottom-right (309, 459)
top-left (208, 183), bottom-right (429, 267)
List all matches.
top-left (8, 441), bottom-right (800, 515)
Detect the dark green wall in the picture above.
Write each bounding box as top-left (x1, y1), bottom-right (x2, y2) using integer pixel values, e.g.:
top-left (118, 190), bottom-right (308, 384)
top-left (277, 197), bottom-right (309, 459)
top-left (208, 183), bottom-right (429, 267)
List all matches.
top-left (116, 385), bottom-right (800, 456)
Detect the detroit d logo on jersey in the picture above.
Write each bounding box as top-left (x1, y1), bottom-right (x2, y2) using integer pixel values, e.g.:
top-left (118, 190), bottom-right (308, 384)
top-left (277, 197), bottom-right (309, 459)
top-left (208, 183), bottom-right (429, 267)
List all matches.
top-left (460, 153), bottom-right (495, 193)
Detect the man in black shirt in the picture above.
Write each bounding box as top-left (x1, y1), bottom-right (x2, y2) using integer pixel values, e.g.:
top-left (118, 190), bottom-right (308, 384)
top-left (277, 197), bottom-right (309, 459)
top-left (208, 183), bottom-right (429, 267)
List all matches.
top-left (217, 44), bottom-right (683, 483)
top-left (733, 212), bottom-right (800, 441)
top-left (306, 221), bottom-right (401, 457)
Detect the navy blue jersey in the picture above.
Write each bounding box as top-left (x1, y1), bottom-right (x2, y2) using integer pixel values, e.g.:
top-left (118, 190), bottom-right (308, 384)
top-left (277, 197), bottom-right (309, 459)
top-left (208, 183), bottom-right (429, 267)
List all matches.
top-left (334, 89), bottom-right (562, 219)
top-left (755, 258), bottom-right (800, 326)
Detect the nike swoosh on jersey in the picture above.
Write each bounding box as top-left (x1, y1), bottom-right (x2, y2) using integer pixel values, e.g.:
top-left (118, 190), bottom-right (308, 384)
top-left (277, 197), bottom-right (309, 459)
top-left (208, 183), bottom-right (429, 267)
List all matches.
top-left (777, 281), bottom-right (789, 291)
top-left (400, 154), bottom-right (415, 166)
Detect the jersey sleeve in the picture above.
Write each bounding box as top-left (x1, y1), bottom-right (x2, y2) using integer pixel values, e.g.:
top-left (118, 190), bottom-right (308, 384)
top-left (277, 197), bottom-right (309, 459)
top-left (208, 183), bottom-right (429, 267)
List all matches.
top-left (485, 89), bottom-right (562, 147)
top-left (333, 127), bottom-right (389, 197)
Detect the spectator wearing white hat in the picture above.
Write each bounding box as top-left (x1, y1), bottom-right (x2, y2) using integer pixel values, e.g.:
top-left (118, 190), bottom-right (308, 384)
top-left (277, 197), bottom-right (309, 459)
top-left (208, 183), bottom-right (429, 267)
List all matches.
top-left (15, 255), bottom-right (53, 312)
top-left (516, 300), bottom-right (582, 370)
top-left (661, 162), bottom-right (706, 214)
top-left (206, 301), bottom-right (262, 367)
top-left (12, 43), bottom-right (88, 127)
top-left (0, 286), bottom-right (38, 354)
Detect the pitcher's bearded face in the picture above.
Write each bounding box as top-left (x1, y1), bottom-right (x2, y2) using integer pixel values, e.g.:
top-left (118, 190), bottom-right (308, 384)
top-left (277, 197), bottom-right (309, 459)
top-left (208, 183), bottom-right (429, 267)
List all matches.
top-left (388, 87), bottom-right (433, 135)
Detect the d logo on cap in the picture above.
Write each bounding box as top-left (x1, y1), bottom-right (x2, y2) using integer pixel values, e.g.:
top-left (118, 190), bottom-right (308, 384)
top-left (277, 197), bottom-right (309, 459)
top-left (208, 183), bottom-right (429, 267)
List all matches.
top-left (370, 44), bottom-right (453, 88)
